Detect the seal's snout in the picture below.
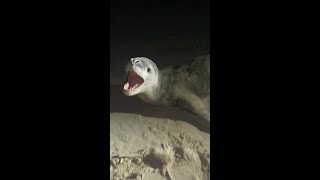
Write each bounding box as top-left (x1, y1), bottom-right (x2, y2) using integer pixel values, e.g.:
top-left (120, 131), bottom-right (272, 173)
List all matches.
top-left (130, 58), bottom-right (145, 71)
top-left (125, 59), bottom-right (135, 72)
top-left (130, 58), bottom-right (139, 65)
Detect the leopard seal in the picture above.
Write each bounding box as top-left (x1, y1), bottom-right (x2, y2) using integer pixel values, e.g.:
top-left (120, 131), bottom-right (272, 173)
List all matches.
top-left (122, 55), bottom-right (210, 122)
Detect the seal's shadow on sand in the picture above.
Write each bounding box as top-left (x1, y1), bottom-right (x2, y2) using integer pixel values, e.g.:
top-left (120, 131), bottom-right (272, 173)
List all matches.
top-left (110, 85), bottom-right (210, 133)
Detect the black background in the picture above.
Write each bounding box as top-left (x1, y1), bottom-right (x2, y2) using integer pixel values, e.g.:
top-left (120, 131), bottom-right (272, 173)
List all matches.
top-left (1, 0), bottom-right (317, 179)
top-left (110, 0), bottom-right (210, 84)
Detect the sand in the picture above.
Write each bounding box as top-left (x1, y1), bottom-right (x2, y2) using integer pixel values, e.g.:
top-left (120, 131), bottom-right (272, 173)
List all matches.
top-left (110, 113), bottom-right (210, 180)
top-left (110, 85), bottom-right (210, 180)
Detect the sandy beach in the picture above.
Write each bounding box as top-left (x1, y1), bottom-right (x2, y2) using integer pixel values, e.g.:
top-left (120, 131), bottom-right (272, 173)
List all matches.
top-left (110, 85), bottom-right (210, 180)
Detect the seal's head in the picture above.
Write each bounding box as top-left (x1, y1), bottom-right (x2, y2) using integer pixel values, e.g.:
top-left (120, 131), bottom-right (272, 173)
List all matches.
top-left (123, 57), bottom-right (159, 96)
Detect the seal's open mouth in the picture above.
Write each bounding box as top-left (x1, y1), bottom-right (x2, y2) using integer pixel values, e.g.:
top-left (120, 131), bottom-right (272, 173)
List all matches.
top-left (123, 70), bottom-right (144, 92)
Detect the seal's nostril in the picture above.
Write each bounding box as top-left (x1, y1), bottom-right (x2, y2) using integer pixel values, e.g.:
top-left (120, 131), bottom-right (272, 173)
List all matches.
top-left (136, 60), bottom-right (139, 64)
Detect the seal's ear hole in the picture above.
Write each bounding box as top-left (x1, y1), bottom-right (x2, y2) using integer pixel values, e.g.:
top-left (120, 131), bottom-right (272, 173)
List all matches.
top-left (147, 68), bottom-right (151, 73)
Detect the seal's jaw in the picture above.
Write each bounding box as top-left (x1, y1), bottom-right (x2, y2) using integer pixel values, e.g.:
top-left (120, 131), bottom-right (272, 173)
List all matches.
top-left (123, 70), bottom-right (145, 96)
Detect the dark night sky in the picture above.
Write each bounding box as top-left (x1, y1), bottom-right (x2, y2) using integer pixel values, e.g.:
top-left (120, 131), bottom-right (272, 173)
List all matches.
top-left (110, 0), bottom-right (210, 84)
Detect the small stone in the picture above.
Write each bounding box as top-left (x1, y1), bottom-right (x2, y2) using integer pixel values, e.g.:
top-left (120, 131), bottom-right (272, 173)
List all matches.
top-left (120, 158), bottom-right (124, 164)
top-left (113, 158), bottom-right (119, 165)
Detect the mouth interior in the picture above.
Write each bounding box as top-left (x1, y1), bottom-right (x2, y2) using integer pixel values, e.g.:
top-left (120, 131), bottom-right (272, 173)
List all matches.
top-left (123, 71), bottom-right (144, 91)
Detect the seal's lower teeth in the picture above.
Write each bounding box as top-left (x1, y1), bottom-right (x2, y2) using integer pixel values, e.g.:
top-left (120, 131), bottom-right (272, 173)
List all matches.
top-left (131, 83), bottom-right (139, 91)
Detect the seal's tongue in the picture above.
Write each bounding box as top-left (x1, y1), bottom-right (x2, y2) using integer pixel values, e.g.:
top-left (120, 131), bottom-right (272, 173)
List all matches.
top-left (123, 82), bottom-right (129, 91)
top-left (123, 71), bottom-right (144, 91)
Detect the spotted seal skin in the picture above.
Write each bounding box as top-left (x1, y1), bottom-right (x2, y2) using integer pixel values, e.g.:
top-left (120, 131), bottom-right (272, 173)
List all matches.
top-left (122, 55), bottom-right (210, 122)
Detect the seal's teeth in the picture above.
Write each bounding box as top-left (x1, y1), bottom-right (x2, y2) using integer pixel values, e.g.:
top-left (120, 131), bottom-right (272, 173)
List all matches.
top-left (123, 82), bottom-right (129, 91)
top-left (131, 83), bottom-right (139, 91)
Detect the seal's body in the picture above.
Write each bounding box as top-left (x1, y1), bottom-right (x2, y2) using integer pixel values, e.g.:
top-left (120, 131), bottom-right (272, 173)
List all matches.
top-left (122, 56), bottom-right (210, 122)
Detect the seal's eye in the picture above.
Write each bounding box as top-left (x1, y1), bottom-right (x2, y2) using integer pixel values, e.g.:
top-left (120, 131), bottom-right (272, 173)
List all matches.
top-left (147, 68), bottom-right (151, 73)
